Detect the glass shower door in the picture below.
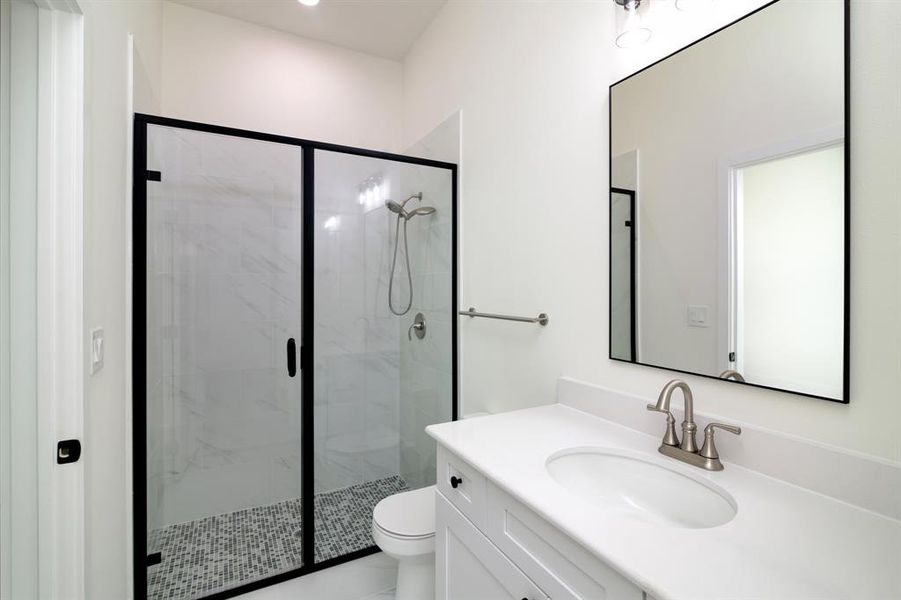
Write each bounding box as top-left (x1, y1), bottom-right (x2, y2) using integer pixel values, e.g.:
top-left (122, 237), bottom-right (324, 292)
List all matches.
top-left (610, 188), bottom-right (635, 362)
top-left (312, 149), bottom-right (454, 563)
top-left (144, 125), bottom-right (304, 599)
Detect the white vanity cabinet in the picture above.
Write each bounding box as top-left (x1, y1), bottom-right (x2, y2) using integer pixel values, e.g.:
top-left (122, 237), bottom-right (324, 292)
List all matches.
top-left (435, 445), bottom-right (646, 600)
top-left (437, 493), bottom-right (548, 600)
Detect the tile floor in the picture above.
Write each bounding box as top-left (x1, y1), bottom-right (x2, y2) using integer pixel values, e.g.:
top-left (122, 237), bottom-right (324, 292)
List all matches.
top-left (237, 553), bottom-right (397, 600)
top-left (147, 476), bottom-right (407, 600)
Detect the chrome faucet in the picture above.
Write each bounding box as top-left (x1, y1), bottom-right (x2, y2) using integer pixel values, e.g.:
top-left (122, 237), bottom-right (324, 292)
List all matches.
top-left (646, 379), bottom-right (741, 471)
top-left (719, 369), bottom-right (746, 383)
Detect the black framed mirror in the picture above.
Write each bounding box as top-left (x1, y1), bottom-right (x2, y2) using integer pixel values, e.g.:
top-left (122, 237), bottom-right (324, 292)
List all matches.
top-left (609, 0), bottom-right (849, 403)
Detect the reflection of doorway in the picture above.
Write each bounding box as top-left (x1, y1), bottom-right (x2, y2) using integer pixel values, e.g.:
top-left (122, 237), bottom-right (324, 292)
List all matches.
top-left (725, 140), bottom-right (843, 398)
top-left (610, 187), bottom-right (636, 362)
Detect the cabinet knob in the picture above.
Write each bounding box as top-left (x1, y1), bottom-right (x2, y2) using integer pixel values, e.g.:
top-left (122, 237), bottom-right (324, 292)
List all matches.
top-left (450, 476), bottom-right (462, 489)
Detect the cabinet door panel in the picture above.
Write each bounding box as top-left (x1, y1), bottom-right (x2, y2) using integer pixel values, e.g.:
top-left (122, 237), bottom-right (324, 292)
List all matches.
top-left (437, 493), bottom-right (548, 600)
top-left (486, 483), bottom-right (644, 600)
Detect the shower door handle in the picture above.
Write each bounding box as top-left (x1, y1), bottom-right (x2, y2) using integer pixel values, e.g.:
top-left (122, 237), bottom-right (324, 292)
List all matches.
top-left (286, 338), bottom-right (297, 377)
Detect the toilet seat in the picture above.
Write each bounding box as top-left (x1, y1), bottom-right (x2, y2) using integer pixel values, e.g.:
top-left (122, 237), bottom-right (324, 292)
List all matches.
top-left (373, 485), bottom-right (436, 540)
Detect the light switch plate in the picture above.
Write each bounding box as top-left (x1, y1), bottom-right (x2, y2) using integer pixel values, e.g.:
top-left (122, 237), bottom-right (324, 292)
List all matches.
top-left (90, 327), bottom-right (104, 374)
top-left (687, 305), bottom-right (709, 328)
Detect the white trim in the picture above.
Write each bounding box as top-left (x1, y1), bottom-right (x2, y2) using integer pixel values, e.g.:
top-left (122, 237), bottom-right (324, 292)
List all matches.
top-left (633, 149), bottom-right (641, 361)
top-left (716, 126), bottom-right (844, 374)
top-left (34, 1), bottom-right (85, 598)
top-left (0, 1), bottom-right (18, 596)
top-left (125, 32), bottom-right (136, 600)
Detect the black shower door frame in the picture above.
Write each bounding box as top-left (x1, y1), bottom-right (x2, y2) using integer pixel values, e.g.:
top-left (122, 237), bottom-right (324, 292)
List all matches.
top-left (132, 113), bottom-right (459, 600)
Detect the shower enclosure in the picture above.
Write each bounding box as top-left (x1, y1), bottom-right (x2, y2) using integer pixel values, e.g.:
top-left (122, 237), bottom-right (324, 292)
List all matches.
top-left (133, 114), bottom-right (457, 600)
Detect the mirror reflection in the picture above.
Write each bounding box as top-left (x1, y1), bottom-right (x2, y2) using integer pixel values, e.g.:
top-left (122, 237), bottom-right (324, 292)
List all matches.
top-left (609, 0), bottom-right (847, 401)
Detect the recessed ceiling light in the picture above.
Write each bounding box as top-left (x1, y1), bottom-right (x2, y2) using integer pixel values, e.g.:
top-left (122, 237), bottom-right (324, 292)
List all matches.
top-left (298, 0), bottom-right (319, 6)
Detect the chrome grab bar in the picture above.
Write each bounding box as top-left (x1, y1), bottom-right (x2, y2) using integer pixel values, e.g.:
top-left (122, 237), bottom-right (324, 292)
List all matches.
top-left (459, 307), bottom-right (549, 326)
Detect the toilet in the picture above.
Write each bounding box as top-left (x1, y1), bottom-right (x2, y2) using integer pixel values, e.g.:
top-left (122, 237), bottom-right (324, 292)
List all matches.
top-left (373, 415), bottom-right (490, 599)
top-left (372, 485), bottom-right (437, 600)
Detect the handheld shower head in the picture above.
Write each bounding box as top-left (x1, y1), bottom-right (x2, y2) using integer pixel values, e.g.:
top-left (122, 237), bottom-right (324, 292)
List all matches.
top-left (385, 200), bottom-right (406, 216)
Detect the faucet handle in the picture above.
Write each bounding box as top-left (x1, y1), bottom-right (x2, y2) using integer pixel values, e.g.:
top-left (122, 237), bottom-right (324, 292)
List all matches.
top-left (646, 404), bottom-right (680, 447)
top-left (700, 422), bottom-right (742, 460)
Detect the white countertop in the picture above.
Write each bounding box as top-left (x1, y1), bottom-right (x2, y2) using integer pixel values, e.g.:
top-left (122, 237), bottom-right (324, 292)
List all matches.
top-left (426, 404), bottom-right (901, 600)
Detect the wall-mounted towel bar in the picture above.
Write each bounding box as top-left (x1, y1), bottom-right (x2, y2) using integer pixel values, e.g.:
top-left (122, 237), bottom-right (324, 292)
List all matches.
top-left (459, 307), bottom-right (549, 326)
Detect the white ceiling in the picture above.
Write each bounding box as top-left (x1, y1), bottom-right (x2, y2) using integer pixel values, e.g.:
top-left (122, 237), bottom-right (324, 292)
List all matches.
top-left (170, 0), bottom-right (447, 60)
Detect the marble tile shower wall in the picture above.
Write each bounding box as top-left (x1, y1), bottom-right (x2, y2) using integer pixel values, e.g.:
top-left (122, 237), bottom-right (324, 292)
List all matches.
top-left (313, 153), bottom-right (402, 495)
top-left (145, 132), bottom-right (450, 533)
top-left (146, 127), bottom-right (304, 530)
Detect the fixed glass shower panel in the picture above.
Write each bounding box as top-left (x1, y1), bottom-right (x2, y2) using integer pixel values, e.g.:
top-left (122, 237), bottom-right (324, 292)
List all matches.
top-left (313, 150), bottom-right (454, 562)
top-left (610, 188), bottom-right (635, 362)
top-left (144, 125), bottom-right (304, 599)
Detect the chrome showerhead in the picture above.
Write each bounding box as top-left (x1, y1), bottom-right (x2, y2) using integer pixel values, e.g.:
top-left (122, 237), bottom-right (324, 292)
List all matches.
top-left (386, 194), bottom-right (434, 220)
top-left (408, 206), bottom-right (437, 218)
top-left (385, 200), bottom-right (405, 215)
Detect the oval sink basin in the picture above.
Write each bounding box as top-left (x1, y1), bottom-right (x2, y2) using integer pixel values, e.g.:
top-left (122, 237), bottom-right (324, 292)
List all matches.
top-left (546, 447), bottom-right (737, 529)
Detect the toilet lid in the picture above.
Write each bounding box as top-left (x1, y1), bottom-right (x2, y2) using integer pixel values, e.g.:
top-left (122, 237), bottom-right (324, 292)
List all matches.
top-left (373, 485), bottom-right (436, 539)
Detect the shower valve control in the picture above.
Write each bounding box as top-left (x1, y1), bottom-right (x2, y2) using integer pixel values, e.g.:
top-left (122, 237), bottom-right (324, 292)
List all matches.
top-left (408, 313), bottom-right (426, 341)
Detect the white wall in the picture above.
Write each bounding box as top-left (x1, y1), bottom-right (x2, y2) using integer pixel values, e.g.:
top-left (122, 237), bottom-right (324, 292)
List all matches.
top-left (81, 0), bottom-right (162, 597)
top-left (403, 0), bottom-right (901, 462)
top-left (160, 1), bottom-right (403, 152)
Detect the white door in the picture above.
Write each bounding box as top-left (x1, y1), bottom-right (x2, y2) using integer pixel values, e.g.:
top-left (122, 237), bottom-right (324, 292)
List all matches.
top-left (437, 494), bottom-right (548, 600)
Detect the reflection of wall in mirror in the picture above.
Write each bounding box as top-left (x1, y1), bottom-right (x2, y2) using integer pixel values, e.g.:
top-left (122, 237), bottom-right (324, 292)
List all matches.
top-left (610, 0), bottom-right (844, 389)
top-left (738, 144), bottom-right (844, 399)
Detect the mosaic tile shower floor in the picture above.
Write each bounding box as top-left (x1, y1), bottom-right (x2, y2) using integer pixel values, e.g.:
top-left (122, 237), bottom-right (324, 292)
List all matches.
top-left (147, 475), bottom-right (409, 600)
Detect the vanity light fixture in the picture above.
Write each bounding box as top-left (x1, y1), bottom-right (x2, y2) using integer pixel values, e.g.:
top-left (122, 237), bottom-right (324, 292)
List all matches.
top-left (298, 0), bottom-right (319, 6)
top-left (614, 0), bottom-right (652, 49)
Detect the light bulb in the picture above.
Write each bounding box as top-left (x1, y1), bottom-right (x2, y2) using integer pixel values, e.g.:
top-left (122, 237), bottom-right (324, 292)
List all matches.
top-left (298, 0), bottom-right (319, 6)
top-left (616, 0), bottom-right (652, 49)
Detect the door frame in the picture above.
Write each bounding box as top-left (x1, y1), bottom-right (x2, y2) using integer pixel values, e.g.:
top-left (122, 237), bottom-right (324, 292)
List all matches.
top-left (132, 113), bottom-right (459, 600)
top-left (1, 0), bottom-right (84, 598)
top-left (716, 126), bottom-right (845, 380)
